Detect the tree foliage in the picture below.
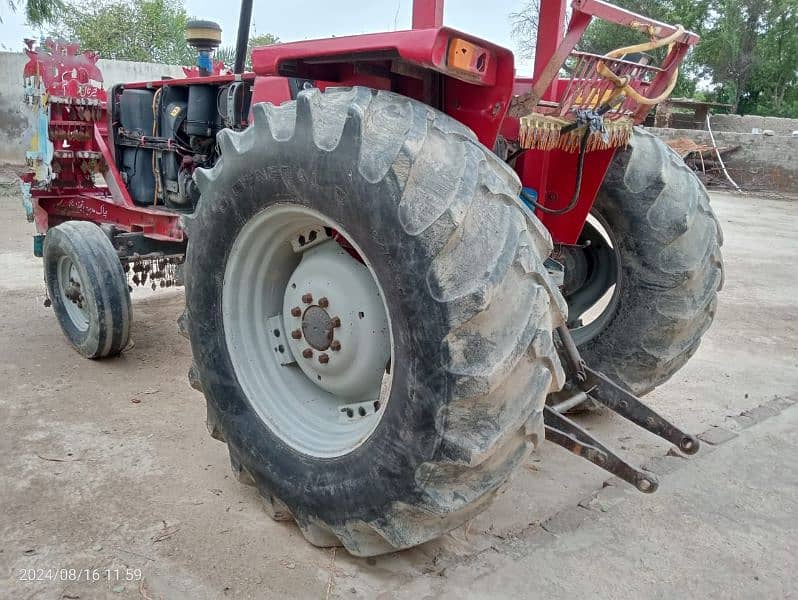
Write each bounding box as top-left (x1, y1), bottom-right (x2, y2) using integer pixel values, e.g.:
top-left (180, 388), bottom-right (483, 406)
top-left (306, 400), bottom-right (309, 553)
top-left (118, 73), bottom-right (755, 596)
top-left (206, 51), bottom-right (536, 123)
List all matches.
top-left (57, 0), bottom-right (195, 65)
top-left (216, 33), bottom-right (280, 70)
top-left (510, 0), bottom-right (798, 117)
top-left (696, 0), bottom-right (798, 116)
top-left (508, 0), bottom-right (542, 62)
top-left (5, 0), bottom-right (64, 26)
top-left (54, 0), bottom-right (280, 69)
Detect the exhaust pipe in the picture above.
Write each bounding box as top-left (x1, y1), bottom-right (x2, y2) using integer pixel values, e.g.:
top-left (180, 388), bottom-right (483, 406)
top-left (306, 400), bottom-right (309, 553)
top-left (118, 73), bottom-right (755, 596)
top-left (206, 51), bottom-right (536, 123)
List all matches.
top-left (233, 0), bottom-right (254, 74)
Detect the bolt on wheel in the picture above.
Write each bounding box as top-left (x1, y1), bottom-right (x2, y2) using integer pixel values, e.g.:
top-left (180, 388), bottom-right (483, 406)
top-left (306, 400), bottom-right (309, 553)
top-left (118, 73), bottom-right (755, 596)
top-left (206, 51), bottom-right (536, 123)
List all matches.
top-left (222, 204), bottom-right (393, 458)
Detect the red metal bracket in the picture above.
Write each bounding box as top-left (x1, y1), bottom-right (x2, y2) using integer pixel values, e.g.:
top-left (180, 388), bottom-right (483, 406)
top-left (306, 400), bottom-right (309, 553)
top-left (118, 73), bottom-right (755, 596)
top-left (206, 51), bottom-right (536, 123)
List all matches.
top-left (412, 0), bottom-right (444, 29)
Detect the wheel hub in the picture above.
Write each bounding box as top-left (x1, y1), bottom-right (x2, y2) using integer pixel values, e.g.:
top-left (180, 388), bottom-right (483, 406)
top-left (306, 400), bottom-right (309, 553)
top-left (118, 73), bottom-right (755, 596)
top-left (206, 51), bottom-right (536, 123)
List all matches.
top-left (58, 256), bottom-right (89, 331)
top-left (301, 305), bottom-right (334, 351)
top-left (283, 239), bottom-right (390, 400)
top-left (222, 204), bottom-right (394, 457)
top-left (64, 280), bottom-right (83, 306)
top-left (559, 244), bottom-right (589, 297)
top-left (561, 214), bottom-right (621, 344)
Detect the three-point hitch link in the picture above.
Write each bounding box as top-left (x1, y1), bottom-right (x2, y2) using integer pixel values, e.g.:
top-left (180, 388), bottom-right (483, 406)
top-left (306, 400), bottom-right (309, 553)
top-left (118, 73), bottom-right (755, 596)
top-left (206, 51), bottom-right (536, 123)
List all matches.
top-left (544, 325), bottom-right (701, 493)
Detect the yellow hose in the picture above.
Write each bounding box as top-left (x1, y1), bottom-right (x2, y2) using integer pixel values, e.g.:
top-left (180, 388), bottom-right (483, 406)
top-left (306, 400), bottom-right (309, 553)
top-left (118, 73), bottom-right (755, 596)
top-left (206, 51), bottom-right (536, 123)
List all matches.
top-left (595, 25), bottom-right (685, 106)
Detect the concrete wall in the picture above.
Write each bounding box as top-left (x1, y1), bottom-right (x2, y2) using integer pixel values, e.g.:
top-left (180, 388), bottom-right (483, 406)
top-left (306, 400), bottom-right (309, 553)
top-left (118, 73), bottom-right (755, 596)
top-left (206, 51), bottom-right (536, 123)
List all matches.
top-left (709, 114), bottom-right (798, 135)
top-left (0, 51), bottom-right (185, 163)
top-left (648, 126), bottom-right (798, 192)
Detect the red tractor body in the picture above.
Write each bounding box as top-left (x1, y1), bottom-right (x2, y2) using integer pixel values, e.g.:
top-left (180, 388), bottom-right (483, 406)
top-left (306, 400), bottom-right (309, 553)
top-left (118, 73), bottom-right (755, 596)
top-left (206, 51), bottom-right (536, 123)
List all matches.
top-left (21, 0), bottom-right (697, 249)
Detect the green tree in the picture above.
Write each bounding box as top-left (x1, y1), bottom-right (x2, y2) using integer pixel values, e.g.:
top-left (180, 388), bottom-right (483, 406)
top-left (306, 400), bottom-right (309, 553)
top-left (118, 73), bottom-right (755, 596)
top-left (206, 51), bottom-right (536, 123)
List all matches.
top-left (216, 32), bottom-right (280, 70)
top-left (693, 0), bottom-right (769, 112)
top-left (57, 0), bottom-right (195, 65)
top-left (697, 0), bottom-right (798, 115)
top-left (5, 0), bottom-right (64, 26)
top-left (509, 0), bottom-right (798, 117)
top-left (746, 1), bottom-right (798, 115)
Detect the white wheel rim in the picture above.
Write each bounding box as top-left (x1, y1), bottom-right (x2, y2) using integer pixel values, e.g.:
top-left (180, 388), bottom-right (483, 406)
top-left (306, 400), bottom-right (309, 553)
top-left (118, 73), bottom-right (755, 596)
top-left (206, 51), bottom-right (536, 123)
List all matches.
top-left (222, 204), bottom-right (394, 458)
top-left (566, 212), bottom-right (622, 346)
top-left (58, 256), bottom-right (90, 332)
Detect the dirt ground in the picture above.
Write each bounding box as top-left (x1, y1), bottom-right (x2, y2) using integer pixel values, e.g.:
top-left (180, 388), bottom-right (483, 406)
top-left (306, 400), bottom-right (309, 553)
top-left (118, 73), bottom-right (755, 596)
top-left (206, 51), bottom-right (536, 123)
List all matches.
top-left (1, 168), bottom-right (796, 599)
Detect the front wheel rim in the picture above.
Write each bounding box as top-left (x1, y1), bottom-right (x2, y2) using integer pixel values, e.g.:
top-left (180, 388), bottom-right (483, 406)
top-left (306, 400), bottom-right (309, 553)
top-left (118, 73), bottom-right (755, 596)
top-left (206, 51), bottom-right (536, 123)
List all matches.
top-left (57, 256), bottom-right (90, 332)
top-left (222, 204), bottom-right (394, 458)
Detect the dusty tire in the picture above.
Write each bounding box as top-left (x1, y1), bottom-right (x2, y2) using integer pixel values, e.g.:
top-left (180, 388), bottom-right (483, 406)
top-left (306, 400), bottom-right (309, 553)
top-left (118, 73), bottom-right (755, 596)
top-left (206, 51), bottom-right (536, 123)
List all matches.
top-left (182, 87), bottom-right (565, 556)
top-left (567, 128), bottom-right (724, 396)
top-left (43, 221), bottom-right (132, 358)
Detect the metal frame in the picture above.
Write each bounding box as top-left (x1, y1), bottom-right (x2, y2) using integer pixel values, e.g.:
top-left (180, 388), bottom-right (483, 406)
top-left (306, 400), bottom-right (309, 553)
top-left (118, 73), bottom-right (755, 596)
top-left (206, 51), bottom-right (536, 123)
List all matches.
top-left (412, 0), bottom-right (444, 29)
top-left (21, 42), bottom-right (186, 245)
top-left (529, 0), bottom-right (697, 109)
top-left (507, 0), bottom-right (700, 243)
top-left (22, 0), bottom-right (698, 248)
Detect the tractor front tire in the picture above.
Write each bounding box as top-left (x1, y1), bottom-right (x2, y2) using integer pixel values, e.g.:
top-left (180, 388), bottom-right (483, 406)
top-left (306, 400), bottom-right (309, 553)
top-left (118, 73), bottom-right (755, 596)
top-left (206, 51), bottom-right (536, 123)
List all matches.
top-left (182, 87), bottom-right (566, 556)
top-left (569, 128), bottom-right (724, 396)
top-left (43, 221), bottom-right (132, 358)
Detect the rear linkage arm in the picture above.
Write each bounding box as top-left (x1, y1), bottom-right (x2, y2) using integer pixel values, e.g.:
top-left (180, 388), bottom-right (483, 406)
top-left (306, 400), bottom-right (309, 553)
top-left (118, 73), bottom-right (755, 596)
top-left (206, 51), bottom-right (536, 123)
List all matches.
top-left (543, 406), bottom-right (658, 493)
top-left (544, 325), bottom-right (700, 493)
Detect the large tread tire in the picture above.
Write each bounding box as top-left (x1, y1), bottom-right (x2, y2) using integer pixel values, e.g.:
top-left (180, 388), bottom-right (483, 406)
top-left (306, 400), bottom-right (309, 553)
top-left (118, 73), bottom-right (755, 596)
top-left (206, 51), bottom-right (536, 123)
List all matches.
top-left (43, 221), bottom-right (132, 358)
top-left (182, 87), bottom-right (566, 556)
top-left (577, 128), bottom-right (724, 395)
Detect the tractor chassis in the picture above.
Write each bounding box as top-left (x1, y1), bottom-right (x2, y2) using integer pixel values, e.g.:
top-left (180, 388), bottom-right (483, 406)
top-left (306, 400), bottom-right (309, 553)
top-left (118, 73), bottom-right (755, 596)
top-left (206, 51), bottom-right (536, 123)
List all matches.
top-left (545, 325), bottom-right (700, 493)
top-left (109, 231), bottom-right (186, 261)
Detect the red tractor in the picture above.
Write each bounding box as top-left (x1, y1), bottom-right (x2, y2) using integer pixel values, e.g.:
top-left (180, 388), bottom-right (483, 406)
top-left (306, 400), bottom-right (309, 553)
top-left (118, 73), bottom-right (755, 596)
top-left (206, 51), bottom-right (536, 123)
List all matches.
top-left (20, 0), bottom-right (723, 556)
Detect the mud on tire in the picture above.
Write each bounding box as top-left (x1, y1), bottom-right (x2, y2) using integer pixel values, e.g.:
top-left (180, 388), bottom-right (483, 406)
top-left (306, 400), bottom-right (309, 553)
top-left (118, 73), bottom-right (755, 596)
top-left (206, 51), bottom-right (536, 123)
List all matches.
top-left (573, 128), bottom-right (724, 396)
top-left (182, 87), bottom-right (566, 556)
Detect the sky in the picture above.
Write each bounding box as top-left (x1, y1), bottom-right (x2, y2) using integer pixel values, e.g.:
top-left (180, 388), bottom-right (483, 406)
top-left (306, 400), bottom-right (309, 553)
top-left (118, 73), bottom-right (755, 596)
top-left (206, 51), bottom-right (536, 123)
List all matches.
top-left (0, 0), bottom-right (535, 74)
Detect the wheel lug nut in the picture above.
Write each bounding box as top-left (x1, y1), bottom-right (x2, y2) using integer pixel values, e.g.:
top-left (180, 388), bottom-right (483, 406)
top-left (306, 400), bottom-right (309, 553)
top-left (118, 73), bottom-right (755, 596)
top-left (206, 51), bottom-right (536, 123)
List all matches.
top-left (331, 316), bottom-right (341, 328)
top-left (302, 293), bottom-right (313, 304)
top-left (291, 329), bottom-right (302, 339)
top-left (291, 307), bottom-right (302, 317)
top-left (318, 353), bottom-right (329, 364)
top-left (302, 348), bottom-right (313, 359)
top-left (318, 297), bottom-right (329, 308)
top-left (330, 340), bottom-right (341, 351)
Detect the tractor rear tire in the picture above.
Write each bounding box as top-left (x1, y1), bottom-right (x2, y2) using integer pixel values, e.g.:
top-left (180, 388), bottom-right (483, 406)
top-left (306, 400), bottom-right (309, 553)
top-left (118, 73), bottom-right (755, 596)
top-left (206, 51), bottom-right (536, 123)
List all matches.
top-left (182, 87), bottom-right (566, 556)
top-left (43, 221), bottom-right (132, 358)
top-left (568, 128), bottom-right (724, 397)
